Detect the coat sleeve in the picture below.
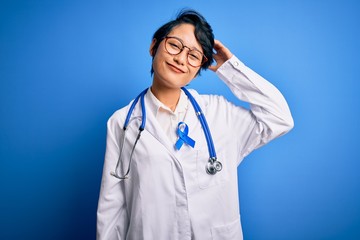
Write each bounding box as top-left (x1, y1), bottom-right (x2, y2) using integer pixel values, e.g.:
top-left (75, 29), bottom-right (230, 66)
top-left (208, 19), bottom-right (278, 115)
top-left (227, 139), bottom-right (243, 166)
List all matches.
top-left (97, 114), bottom-right (129, 240)
top-left (216, 55), bottom-right (294, 161)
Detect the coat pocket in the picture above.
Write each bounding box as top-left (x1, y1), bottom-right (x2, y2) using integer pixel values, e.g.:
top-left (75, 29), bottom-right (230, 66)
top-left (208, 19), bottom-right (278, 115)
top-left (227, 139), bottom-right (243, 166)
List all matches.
top-left (196, 150), bottom-right (229, 189)
top-left (211, 216), bottom-right (243, 240)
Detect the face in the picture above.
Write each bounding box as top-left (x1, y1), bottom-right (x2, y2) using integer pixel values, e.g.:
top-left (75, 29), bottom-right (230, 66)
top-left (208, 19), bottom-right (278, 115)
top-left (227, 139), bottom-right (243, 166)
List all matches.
top-left (150, 23), bottom-right (204, 90)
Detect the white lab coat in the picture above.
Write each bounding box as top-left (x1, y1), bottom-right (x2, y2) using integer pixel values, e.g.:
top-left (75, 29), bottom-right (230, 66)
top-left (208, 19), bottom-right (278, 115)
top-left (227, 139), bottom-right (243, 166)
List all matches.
top-left (97, 55), bottom-right (294, 240)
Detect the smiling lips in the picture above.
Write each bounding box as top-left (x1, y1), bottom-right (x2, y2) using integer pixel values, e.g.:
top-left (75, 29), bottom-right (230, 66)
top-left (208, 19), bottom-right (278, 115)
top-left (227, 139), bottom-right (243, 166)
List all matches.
top-left (167, 62), bottom-right (185, 73)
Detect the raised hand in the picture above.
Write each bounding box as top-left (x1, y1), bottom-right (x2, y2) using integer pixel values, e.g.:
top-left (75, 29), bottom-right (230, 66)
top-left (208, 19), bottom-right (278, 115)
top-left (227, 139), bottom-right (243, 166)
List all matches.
top-left (208, 39), bottom-right (233, 72)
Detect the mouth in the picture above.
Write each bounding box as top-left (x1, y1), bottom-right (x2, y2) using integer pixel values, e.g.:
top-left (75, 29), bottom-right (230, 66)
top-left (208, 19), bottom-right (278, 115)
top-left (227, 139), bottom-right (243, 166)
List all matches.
top-left (167, 62), bottom-right (185, 73)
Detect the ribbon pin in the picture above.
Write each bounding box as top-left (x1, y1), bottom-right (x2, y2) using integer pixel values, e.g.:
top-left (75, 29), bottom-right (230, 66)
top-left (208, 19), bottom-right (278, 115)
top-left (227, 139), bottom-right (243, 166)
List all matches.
top-left (175, 122), bottom-right (195, 150)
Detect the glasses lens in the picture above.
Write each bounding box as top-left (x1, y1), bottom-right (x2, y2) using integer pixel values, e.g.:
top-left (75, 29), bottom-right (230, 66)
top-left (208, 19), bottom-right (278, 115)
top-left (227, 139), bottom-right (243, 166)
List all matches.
top-left (187, 50), bottom-right (203, 67)
top-left (166, 38), bottom-right (182, 55)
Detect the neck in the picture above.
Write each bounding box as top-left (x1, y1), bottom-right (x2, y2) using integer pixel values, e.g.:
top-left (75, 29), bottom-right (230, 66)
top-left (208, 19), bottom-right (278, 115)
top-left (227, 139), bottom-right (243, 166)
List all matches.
top-left (150, 84), bottom-right (181, 112)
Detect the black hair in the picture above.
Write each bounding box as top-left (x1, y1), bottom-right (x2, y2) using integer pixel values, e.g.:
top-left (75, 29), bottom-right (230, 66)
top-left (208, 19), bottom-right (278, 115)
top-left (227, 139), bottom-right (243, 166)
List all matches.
top-left (150, 9), bottom-right (214, 75)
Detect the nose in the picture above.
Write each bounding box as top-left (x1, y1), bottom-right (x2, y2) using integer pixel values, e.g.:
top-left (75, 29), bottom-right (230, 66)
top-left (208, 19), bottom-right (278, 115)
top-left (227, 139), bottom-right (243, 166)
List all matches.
top-left (173, 48), bottom-right (188, 65)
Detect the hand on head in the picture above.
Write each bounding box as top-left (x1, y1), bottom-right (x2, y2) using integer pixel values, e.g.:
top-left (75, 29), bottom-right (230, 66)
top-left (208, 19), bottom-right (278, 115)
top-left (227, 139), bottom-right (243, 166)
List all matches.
top-left (208, 40), bottom-right (233, 72)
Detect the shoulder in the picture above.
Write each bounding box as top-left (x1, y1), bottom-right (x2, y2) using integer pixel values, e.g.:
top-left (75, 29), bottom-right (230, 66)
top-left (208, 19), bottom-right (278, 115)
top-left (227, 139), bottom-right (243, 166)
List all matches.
top-left (186, 88), bottom-right (234, 110)
top-left (186, 88), bottom-right (250, 126)
top-left (106, 102), bottom-right (133, 132)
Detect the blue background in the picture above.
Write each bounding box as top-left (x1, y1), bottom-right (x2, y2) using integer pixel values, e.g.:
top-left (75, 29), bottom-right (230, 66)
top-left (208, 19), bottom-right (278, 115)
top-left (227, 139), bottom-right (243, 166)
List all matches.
top-left (1, 0), bottom-right (359, 239)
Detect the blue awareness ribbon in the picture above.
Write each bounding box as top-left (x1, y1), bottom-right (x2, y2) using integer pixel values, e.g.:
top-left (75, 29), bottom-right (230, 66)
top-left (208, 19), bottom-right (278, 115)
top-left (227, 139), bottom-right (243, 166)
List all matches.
top-left (175, 122), bottom-right (195, 150)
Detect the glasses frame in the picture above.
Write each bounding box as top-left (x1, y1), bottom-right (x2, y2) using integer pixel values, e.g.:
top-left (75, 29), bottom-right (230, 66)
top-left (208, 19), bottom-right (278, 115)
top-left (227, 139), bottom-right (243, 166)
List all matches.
top-left (163, 36), bottom-right (208, 67)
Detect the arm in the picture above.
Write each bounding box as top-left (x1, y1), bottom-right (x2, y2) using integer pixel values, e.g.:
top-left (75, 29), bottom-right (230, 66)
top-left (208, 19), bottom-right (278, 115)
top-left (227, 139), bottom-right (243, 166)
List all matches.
top-left (97, 116), bottom-right (128, 240)
top-left (210, 40), bottom-right (294, 158)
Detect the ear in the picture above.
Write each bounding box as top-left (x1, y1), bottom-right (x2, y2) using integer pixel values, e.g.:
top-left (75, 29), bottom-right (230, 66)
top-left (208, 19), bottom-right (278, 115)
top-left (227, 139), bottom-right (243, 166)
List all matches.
top-left (149, 38), bottom-right (157, 57)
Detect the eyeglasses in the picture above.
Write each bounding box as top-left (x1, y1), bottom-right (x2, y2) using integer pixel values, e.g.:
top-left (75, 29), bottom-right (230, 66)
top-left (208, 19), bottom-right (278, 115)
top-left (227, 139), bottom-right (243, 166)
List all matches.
top-left (164, 36), bottom-right (208, 67)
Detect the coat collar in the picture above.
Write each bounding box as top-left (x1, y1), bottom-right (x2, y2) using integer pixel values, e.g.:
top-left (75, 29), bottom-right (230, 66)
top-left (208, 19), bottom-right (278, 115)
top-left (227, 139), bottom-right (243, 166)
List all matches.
top-left (129, 87), bottom-right (209, 155)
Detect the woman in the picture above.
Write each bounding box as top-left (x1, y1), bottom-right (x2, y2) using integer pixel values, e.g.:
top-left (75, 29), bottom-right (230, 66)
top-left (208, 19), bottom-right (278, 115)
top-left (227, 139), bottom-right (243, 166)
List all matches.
top-left (97, 9), bottom-right (293, 240)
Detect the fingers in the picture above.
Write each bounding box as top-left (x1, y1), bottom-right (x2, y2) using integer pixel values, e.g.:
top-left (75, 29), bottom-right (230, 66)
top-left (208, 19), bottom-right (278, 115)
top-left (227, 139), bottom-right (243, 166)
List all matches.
top-left (213, 39), bottom-right (224, 51)
top-left (208, 40), bottom-right (225, 72)
top-left (208, 39), bottom-right (233, 72)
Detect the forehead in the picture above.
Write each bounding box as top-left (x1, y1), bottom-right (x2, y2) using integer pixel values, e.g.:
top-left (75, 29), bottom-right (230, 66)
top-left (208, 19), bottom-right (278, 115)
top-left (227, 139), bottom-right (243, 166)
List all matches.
top-left (168, 23), bottom-right (202, 50)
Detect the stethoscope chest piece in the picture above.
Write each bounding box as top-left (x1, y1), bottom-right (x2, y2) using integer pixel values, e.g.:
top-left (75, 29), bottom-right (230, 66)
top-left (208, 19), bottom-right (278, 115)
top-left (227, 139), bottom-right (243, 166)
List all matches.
top-left (206, 157), bottom-right (223, 175)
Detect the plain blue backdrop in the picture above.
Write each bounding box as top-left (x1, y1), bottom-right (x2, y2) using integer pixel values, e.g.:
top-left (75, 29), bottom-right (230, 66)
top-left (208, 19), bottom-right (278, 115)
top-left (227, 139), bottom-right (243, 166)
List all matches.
top-left (1, 0), bottom-right (359, 239)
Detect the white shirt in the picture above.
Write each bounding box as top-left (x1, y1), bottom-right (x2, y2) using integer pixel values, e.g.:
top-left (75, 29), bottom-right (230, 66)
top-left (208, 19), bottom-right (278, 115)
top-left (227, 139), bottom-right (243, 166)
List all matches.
top-left (97, 55), bottom-right (294, 240)
top-left (146, 88), bottom-right (189, 144)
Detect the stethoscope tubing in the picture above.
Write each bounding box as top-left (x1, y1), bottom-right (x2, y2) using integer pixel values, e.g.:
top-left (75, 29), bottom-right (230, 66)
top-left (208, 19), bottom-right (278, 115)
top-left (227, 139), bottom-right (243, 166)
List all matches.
top-left (181, 87), bottom-right (217, 159)
top-left (112, 87), bottom-right (221, 179)
top-left (111, 89), bottom-right (147, 180)
top-left (123, 88), bottom-right (148, 131)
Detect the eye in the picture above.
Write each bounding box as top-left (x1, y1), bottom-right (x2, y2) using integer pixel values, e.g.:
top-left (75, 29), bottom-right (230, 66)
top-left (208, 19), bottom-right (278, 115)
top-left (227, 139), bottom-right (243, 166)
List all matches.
top-left (169, 42), bottom-right (181, 50)
top-left (189, 51), bottom-right (201, 61)
top-left (167, 38), bottom-right (182, 51)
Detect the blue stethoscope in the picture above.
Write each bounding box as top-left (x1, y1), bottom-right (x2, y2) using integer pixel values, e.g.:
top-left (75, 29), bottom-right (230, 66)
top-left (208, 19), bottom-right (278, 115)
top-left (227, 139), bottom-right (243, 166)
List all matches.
top-left (110, 87), bottom-right (222, 180)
